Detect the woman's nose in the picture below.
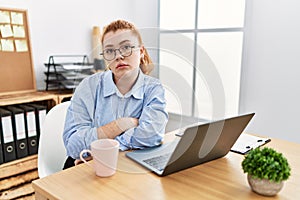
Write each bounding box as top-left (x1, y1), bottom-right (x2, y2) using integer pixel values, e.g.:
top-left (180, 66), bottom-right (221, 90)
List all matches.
top-left (115, 49), bottom-right (124, 60)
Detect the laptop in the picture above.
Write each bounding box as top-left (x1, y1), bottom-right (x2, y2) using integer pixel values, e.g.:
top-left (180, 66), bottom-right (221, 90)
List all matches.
top-left (126, 113), bottom-right (255, 176)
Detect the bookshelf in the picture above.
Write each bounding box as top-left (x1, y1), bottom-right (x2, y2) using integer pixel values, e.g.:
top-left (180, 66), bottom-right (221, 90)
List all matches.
top-left (0, 91), bottom-right (72, 199)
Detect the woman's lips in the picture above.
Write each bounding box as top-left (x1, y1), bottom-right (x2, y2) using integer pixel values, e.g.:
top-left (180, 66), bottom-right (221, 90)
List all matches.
top-left (116, 63), bottom-right (129, 69)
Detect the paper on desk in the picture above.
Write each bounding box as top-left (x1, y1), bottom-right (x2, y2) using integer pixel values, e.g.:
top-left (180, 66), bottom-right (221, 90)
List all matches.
top-left (62, 64), bottom-right (93, 70)
top-left (231, 134), bottom-right (271, 155)
top-left (61, 71), bottom-right (89, 80)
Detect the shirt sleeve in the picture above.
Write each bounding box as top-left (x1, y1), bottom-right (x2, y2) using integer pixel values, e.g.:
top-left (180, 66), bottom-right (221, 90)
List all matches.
top-left (63, 76), bottom-right (99, 159)
top-left (116, 81), bottom-right (168, 150)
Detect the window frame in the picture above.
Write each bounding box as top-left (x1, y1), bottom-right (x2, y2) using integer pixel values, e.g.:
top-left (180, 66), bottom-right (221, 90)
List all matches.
top-left (158, 0), bottom-right (245, 118)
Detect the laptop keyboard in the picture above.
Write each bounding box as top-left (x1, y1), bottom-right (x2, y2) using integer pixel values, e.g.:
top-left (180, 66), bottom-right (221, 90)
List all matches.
top-left (143, 153), bottom-right (171, 171)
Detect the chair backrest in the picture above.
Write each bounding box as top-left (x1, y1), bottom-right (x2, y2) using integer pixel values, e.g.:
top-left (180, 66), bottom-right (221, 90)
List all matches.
top-left (37, 101), bottom-right (70, 178)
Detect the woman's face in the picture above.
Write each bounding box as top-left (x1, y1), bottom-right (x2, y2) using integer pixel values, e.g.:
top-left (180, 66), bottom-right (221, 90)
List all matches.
top-left (102, 29), bottom-right (143, 81)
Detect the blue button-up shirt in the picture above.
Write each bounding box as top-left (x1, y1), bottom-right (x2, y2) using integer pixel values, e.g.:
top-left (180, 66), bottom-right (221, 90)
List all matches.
top-left (63, 70), bottom-right (168, 159)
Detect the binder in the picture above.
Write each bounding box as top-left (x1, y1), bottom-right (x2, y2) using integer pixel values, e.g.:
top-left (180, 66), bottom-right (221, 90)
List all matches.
top-left (26, 104), bottom-right (47, 142)
top-left (0, 108), bottom-right (16, 162)
top-left (18, 105), bottom-right (38, 155)
top-left (0, 134), bottom-right (3, 164)
top-left (6, 106), bottom-right (28, 159)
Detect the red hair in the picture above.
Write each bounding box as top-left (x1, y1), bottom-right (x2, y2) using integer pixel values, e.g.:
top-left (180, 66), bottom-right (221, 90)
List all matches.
top-left (101, 20), bottom-right (153, 75)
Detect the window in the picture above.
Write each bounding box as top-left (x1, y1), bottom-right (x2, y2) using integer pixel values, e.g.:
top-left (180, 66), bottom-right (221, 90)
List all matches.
top-left (159, 0), bottom-right (245, 120)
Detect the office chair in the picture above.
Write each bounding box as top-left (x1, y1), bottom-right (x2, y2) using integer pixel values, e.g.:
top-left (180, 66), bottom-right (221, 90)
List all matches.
top-left (37, 101), bottom-right (70, 178)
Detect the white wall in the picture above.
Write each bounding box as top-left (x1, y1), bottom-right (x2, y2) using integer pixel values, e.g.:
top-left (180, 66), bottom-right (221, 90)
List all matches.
top-left (3, 0), bottom-right (298, 143)
top-left (131, 0), bottom-right (159, 77)
top-left (1, 0), bottom-right (158, 89)
top-left (240, 0), bottom-right (300, 143)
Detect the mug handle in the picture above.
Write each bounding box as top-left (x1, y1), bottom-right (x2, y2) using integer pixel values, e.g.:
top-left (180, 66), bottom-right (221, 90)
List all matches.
top-left (80, 149), bottom-right (93, 167)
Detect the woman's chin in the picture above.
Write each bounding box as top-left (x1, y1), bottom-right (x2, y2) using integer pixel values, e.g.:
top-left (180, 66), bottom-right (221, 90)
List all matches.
top-left (115, 68), bottom-right (138, 81)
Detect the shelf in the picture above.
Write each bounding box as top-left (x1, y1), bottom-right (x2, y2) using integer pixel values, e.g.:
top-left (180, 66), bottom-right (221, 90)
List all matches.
top-left (0, 91), bottom-right (57, 106)
top-left (0, 155), bottom-right (37, 179)
top-left (60, 71), bottom-right (90, 80)
top-left (0, 155), bottom-right (38, 199)
top-left (44, 55), bottom-right (94, 91)
top-left (0, 90), bottom-right (72, 199)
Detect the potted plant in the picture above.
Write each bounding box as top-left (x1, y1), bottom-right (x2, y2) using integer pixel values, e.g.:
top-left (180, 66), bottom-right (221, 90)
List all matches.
top-left (241, 147), bottom-right (291, 196)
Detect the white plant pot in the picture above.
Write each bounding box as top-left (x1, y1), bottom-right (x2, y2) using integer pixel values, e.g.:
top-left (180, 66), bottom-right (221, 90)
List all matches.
top-left (247, 174), bottom-right (284, 196)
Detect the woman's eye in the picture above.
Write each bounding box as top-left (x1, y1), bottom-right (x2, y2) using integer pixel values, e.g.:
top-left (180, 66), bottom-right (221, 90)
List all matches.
top-left (122, 45), bottom-right (131, 50)
top-left (105, 49), bottom-right (114, 54)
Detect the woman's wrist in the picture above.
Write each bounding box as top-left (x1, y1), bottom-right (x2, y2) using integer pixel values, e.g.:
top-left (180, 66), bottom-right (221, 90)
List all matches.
top-left (97, 117), bottom-right (138, 139)
top-left (116, 117), bottom-right (138, 132)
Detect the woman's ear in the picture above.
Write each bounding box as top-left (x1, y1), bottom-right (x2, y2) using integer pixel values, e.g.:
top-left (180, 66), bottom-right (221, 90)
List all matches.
top-left (140, 45), bottom-right (145, 56)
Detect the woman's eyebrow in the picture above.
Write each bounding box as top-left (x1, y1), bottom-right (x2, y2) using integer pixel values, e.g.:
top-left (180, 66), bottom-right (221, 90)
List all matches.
top-left (104, 40), bottom-right (131, 49)
top-left (119, 40), bottom-right (131, 45)
top-left (104, 44), bottom-right (114, 49)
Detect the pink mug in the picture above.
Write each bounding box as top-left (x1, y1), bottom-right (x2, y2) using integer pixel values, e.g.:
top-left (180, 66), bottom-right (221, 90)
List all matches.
top-left (80, 139), bottom-right (119, 177)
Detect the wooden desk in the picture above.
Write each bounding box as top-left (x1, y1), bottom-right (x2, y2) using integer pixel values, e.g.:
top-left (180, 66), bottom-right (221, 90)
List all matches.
top-left (32, 133), bottom-right (300, 200)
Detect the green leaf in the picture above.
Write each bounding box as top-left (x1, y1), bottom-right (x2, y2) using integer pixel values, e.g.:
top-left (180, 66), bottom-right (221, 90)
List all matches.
top-left (241, 147), bottom-right (291, 182)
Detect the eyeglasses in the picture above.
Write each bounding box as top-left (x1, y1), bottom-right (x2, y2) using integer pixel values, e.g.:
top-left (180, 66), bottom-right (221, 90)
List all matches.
top-left (100, 45), bottom-right (136, 61)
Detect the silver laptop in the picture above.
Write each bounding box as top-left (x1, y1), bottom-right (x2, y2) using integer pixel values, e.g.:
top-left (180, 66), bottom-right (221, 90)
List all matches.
top-left (126, 113), bottom-right (255, 176)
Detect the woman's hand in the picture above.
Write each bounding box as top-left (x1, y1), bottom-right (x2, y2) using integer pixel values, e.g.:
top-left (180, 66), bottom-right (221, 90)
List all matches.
top-left (116, 117), bottom-right (139, 131)
top-left (97, 117), bottom-right (139, 139)
top-left (74, 156), bottom-right (92, 165)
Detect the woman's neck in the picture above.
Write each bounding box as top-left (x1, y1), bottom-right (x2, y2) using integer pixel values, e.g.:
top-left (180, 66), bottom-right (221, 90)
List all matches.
top-left (114, 68), bottom-right (139, 95)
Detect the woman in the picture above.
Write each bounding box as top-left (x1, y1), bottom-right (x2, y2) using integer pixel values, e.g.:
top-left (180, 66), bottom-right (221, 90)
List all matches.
top-left (63, 19), bottom-right (168, 168)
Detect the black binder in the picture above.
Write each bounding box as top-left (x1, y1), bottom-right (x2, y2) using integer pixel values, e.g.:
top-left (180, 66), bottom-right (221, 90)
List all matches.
top-left (0, 108), bottom-right (16, 162)
top-left (18, 105), bottom-right (38, 155)
top-left (0, 108), bottom-right (10, 164)
top-left (0, 133), bottom-right (3, 164)
top-left (26, 104), bottom-right (47, 142)
top-left (6, 106), bottom-right (28, 159)
top-left (0, 135), bottom-right (3, 164)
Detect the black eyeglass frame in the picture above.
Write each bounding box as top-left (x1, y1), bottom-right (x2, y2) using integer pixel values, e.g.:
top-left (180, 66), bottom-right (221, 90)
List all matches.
top-left (100, 45), bottom-right (136, 61)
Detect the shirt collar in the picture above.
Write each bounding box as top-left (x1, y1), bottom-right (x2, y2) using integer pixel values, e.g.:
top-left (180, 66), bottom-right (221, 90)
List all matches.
top-left (103, 70), bottom-right (116, 97)
top-left (103, 69), bottom-right (145, 99)
top-left (129, 69), bottom-right (144, 99)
